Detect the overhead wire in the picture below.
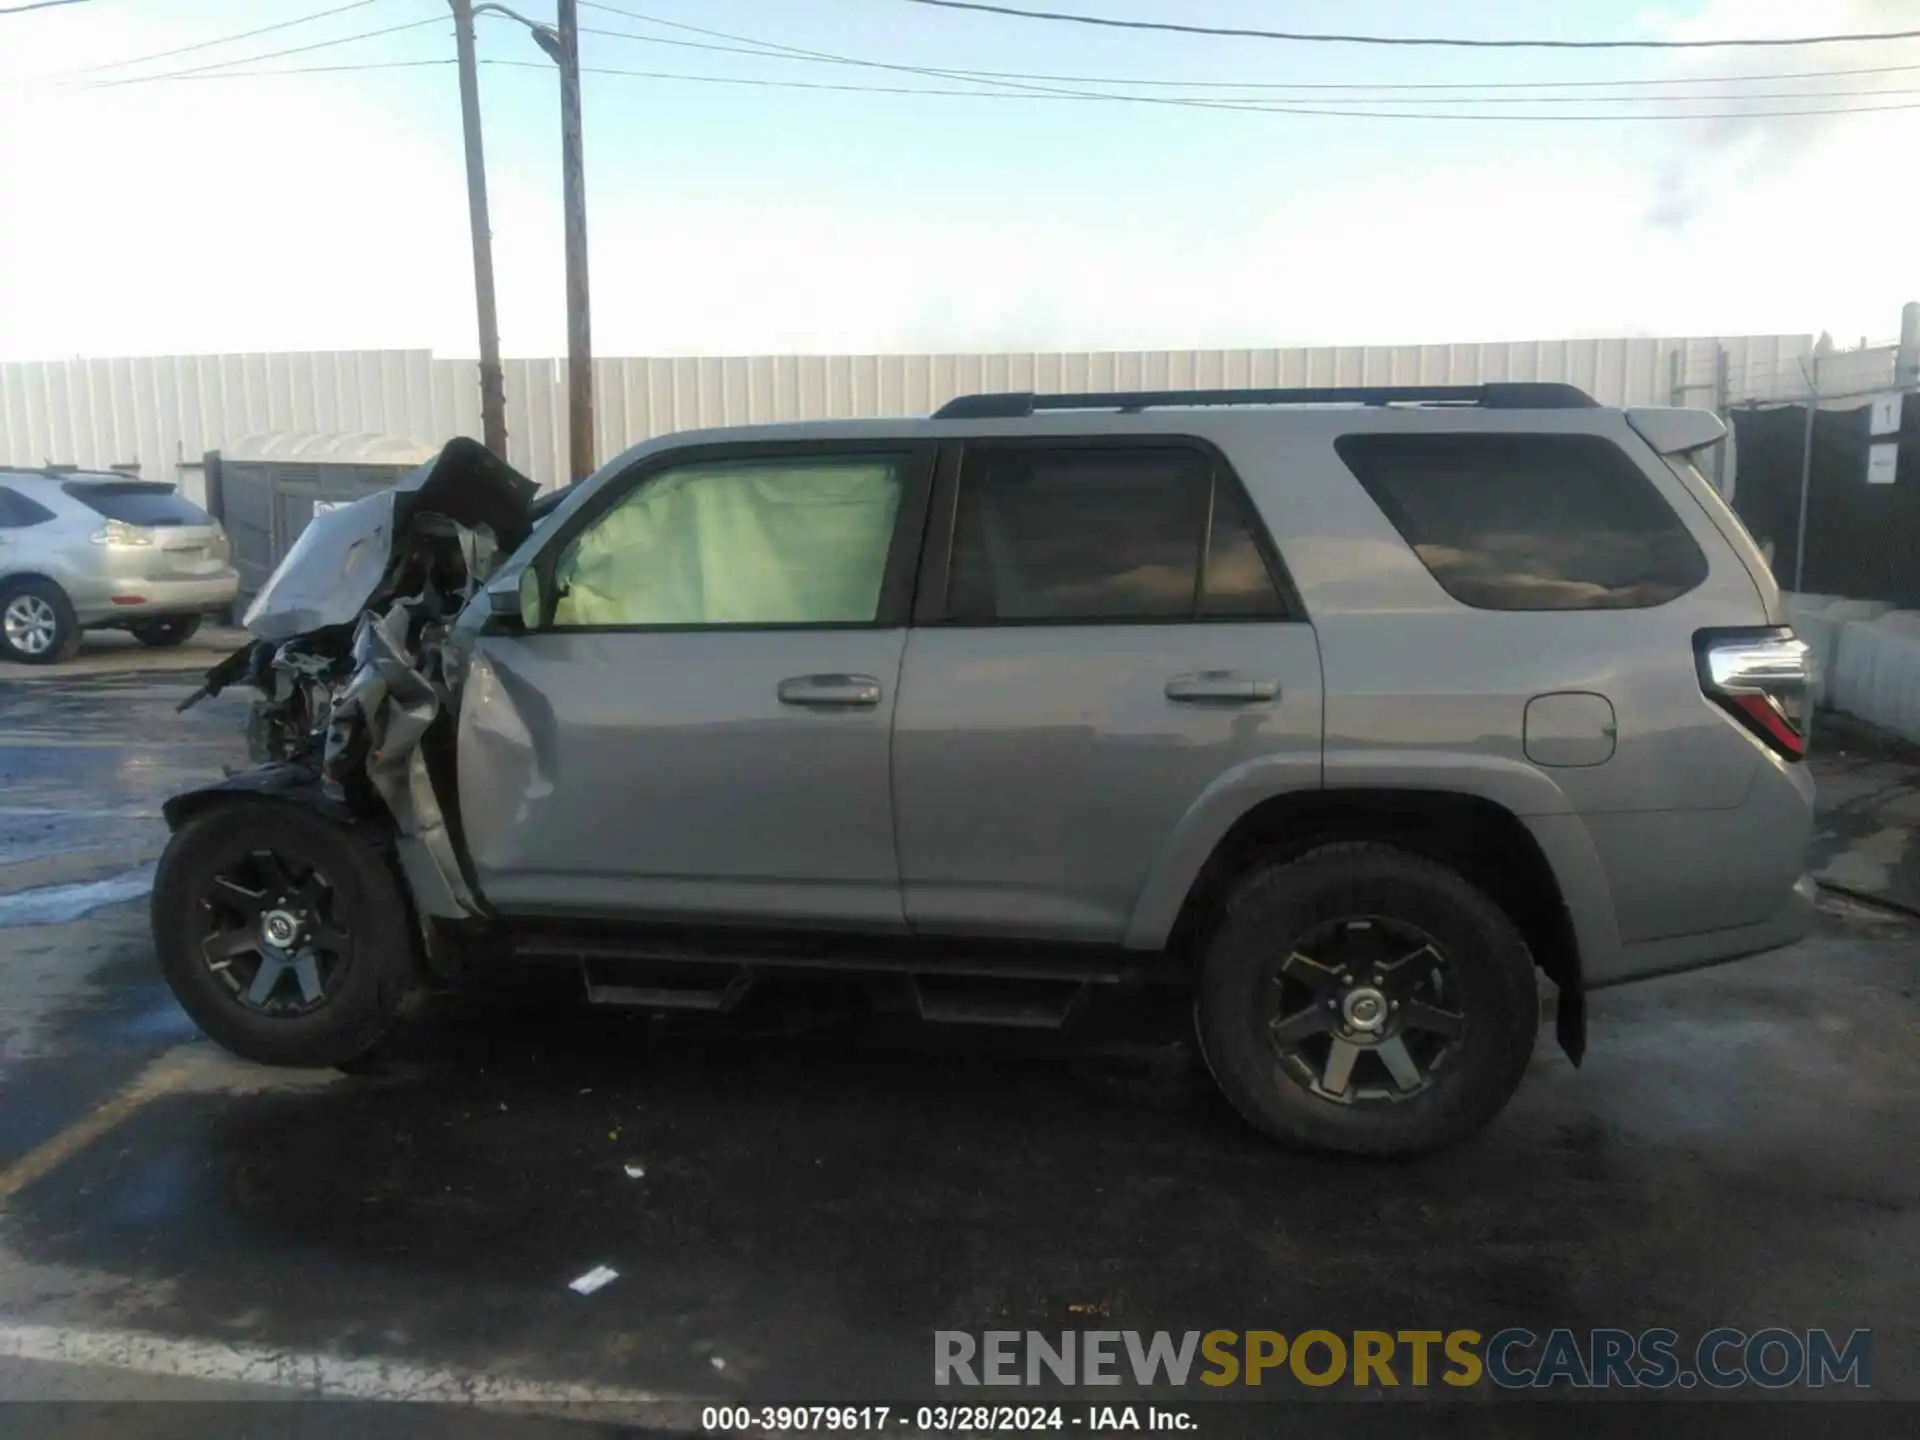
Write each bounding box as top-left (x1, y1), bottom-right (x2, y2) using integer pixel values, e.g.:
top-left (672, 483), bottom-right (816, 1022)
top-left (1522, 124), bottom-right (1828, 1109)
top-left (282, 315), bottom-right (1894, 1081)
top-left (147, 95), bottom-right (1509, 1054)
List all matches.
top-left (577, 19), bottom-right (1920, 106)
top-left (36, 0), bottom-right (1920, 119)
top-left (480, 58), bottom-right (1920, 121)
top-left (578, 20), bottom-right (1920, 93)
top-left (892, 0), bottom-right (1920, 50)
top-left (59, 0), bottom-right (390, 76)
top-left (77, 15), bottom-right (449, 88)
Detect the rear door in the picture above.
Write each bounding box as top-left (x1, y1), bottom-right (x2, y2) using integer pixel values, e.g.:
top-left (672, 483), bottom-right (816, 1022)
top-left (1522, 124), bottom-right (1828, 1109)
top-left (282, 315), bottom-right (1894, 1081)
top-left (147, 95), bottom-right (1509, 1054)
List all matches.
top-left (892, 438), bottom-right (1324, 944)
top-left (457, 441), bottom-right (934, 929)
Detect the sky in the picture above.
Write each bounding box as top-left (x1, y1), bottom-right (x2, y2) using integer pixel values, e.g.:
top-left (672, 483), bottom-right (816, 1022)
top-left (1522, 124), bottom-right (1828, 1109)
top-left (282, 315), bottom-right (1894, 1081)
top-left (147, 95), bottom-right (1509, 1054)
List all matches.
top-left (0, 0), bottom-right (1915, 360)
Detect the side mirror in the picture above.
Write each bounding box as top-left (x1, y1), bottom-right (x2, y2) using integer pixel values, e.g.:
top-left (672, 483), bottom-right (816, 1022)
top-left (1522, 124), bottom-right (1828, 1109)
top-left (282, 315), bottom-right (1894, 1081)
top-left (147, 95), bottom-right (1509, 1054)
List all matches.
top-left (517, 567), bottom-right (545, 630)
top-left (484, 571), bottom-right (542, 631)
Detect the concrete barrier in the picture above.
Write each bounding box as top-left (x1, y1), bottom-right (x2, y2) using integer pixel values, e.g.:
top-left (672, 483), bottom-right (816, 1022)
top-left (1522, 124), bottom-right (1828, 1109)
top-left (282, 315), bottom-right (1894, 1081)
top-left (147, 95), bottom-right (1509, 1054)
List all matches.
top-left (1818, 609), bottom-right (1920, 741)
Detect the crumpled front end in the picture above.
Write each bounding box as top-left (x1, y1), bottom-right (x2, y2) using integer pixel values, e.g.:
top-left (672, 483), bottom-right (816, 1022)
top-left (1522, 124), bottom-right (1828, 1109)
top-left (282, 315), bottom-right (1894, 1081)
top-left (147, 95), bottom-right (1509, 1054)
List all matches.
top-left (174, 437), bottom-right (536, 922)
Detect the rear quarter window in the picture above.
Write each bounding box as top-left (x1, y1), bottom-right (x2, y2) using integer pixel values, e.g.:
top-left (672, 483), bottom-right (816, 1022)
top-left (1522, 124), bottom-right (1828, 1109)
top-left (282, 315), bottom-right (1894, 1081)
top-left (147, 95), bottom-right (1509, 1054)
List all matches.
top-left (62, 481), bottom-right (211, 528)
top-left (0, 486), bottom-right (57, 528)
top-left (1334, 433), bottom-right (1709, 611)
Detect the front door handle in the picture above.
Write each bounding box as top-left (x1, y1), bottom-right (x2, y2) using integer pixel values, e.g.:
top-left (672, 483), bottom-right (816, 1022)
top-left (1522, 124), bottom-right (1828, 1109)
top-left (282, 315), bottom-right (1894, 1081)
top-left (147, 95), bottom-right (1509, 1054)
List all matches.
top-left (778, 673), bottom-right (883, 708)
top-left (1165, 671), bottom-right (1280, 703)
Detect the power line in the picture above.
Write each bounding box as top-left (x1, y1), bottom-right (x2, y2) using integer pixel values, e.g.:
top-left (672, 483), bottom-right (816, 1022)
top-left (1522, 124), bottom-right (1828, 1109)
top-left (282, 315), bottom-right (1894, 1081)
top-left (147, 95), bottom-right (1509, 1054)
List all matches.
top-left (893, 0), bottom-right (1920, 51)
top-left (0, 0), bottom-right (92, 14)
top-left (579, 18), bottom-right (1920, 104)
top-left (104, 59), bottom-right (457, 82)
top-left (482, 59), bottom-right (1920, 120)
top-left (61, 0), bottom-right (388, 75)
top-left (583, 19), bottom-right (1920, 93)
top-left (58, 48), bottom-right (1920, 118)
top-left (80, 16), bottom-right (448, 88)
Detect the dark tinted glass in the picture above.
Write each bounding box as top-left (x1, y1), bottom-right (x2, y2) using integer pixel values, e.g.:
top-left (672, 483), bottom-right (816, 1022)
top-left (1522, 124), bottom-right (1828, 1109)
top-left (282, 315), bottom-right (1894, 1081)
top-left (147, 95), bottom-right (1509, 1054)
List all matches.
top-left (1202, 481), bottom-right (1284, 616)
top-left (1335, 433), bottom-right (1709, 611)
top-left (0, 486), bottom-right (56, 529)
top-left (946, 448), bottom-right (1211, 622)
top-left (63, 481), bottom-right (211, 528)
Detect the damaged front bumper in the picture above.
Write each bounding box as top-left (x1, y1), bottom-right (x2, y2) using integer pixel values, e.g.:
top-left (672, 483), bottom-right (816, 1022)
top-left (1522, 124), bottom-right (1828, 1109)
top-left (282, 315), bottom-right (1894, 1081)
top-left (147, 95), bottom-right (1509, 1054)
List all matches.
top-left (174, 437), bottom-right (538, 923)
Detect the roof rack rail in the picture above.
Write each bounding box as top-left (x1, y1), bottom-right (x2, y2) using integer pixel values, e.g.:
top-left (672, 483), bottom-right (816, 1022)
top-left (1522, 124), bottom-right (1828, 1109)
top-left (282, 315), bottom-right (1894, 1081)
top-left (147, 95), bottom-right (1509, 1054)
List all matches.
top-left (931, 382), bottom-right (1596, 420)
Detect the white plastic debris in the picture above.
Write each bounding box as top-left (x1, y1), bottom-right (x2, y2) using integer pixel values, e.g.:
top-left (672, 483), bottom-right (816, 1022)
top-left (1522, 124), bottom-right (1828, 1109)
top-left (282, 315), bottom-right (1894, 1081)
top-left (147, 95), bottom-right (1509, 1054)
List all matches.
top-left (623, 1163), bottom-right (646, 1179)
top-left (568, 1265), bottom-right (620, 1295)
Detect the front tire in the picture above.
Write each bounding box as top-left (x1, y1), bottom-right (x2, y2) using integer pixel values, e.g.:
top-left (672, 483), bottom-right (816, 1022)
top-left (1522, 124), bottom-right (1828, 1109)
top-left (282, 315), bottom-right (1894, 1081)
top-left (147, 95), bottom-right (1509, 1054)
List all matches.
top-left (152, 799), bottom-right (421, 1067)
top-left (1195, 843), bottom-right (1539, 1157)
top-left (0, 577), bottom-right (80, 665)
top-left (131, 614), bottom-right (202, 648)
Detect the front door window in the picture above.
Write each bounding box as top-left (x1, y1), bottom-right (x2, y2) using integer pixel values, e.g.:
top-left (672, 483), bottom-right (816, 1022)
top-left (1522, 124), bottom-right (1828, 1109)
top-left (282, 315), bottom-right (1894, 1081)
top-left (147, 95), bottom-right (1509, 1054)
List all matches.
top-left (550, 456), bottom-right (908, 628)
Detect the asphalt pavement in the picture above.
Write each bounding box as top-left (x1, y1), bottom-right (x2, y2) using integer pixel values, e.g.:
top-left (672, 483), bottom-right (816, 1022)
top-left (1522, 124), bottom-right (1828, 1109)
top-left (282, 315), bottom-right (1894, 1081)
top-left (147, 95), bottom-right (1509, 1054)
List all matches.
top-left (0, 646), bottom-right (1914, 1423)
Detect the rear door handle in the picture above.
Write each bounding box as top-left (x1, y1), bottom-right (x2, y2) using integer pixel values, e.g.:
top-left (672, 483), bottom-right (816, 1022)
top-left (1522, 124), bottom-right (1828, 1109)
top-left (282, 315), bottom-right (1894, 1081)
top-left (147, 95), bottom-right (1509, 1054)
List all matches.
top-left (778, 673), bottom-right (883, 708)
top-left (1165, 671), bottom-right (1280, 703)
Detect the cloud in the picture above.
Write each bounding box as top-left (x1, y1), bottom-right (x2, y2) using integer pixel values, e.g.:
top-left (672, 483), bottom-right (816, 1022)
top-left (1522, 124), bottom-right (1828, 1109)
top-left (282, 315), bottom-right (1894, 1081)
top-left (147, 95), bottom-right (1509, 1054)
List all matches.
top-left (1638, 0), bottom-right (1920, 229)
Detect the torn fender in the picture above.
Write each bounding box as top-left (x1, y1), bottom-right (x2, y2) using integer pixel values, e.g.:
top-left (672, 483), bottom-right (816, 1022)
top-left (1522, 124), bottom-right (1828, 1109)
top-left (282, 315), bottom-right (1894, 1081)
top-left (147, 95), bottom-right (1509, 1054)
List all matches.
top-left (160, 761), bottom-right (361, 833)
top-left (319, 595), bottom-right (482, 920)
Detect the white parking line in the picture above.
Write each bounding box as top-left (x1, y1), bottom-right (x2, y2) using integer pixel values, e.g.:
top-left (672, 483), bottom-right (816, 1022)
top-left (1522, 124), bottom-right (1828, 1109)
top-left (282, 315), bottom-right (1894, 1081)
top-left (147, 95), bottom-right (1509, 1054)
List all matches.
top-left (0, 1322), bottom-right (687, 1408)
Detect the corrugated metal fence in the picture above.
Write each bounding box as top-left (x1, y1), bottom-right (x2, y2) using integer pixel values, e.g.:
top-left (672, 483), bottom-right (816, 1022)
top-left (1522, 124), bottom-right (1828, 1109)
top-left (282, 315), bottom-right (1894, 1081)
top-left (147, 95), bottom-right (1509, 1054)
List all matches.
top-left (0, 335), bottom-right (1858, 495)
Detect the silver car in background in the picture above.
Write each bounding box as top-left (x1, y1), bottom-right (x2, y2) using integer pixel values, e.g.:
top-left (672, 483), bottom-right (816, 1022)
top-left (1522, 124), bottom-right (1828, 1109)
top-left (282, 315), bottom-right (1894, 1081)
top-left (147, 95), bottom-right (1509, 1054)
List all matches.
top-left (0, 469), bottom-right (239, 664)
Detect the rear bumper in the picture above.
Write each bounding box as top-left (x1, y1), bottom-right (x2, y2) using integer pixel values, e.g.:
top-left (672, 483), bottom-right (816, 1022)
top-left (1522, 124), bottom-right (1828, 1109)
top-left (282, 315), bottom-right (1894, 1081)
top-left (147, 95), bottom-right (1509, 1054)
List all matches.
top-left (72, 574), bottom-right (238, 625)
top-left (1586, 871), bottom-right (1818, 991)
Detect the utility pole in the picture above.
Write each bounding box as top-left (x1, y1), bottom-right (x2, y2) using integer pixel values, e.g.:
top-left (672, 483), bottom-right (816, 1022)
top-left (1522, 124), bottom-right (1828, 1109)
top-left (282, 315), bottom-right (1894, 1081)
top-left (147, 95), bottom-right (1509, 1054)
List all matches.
top-left (480, 1), bottom-right (594, 481)
top-left (449, 0), bottom-right (508, 458)
top-left (546, 0), bottom-right (593, 481)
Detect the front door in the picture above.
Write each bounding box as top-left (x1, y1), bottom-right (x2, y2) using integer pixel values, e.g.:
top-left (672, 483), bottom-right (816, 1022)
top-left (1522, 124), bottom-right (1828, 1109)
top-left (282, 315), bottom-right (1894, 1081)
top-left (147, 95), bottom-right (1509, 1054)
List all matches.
top-left (458, 442), bottom-right (934, 929)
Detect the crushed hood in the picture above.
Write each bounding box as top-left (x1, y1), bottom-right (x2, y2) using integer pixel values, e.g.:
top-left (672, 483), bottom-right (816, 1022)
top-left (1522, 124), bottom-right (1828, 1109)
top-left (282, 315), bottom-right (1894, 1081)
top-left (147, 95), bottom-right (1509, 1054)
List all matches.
top-left (242, 437), bottom-right (537, 643)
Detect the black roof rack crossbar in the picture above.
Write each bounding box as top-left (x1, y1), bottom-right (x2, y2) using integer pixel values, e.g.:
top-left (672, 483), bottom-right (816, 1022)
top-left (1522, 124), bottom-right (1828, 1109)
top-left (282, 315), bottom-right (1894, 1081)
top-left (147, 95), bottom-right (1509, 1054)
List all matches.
top-left (932, 382), bottom-right (1596, 420)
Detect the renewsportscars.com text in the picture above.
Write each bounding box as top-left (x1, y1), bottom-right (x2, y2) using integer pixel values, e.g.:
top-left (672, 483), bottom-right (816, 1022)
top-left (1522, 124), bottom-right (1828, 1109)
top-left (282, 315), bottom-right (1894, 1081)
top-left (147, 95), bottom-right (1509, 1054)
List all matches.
top-left (934, 1327), bottom-right (1872, 1391)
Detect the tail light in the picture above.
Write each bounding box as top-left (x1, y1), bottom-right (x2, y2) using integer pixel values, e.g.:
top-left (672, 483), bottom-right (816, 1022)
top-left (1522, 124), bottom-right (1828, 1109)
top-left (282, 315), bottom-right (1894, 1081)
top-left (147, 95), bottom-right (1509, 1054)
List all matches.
top-left (88, 519), bottom-right (155, 547)
top-left (1696, 627), bottom-right (1811, 761)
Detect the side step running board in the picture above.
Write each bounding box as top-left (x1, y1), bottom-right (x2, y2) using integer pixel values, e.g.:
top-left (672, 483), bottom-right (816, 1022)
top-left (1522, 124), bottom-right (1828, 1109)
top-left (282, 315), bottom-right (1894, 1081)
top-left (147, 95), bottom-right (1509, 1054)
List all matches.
top-left (581, 962), bottom-right (754, 1013)
top-left (907, 975), bottom-right (1088, 1030)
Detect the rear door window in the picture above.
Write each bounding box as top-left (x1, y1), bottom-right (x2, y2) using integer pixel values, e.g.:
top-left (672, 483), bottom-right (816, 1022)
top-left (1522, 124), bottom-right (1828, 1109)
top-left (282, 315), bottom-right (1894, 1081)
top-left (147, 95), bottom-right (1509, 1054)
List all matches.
top-left (62, 481), bottom-right (211, 528)
top-left (940, 445), bottom-right (1288, 623)
top-left (1334, 433), bottom-right (1709, 610)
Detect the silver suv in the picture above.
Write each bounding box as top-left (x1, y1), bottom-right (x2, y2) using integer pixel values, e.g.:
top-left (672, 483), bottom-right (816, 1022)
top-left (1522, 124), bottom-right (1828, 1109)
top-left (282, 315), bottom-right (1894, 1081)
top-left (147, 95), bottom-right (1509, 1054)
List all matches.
top-left (153, 386), bottom-right (1815, 1156)
top-left (0, 470), bottom-right (238, 664)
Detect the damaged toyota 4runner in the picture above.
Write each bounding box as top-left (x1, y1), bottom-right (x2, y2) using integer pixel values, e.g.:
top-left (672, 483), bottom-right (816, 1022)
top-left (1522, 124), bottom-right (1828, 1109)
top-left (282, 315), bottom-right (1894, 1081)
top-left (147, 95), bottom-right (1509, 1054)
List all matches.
top-left (156, 386), bottom-right (1817, 1156)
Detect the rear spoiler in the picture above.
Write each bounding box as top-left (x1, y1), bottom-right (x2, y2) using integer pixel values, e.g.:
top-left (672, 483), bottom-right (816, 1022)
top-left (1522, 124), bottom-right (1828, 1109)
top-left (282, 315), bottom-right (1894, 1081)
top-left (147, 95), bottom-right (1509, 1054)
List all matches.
top-left (1625, 407), bottom-right (1726, 457)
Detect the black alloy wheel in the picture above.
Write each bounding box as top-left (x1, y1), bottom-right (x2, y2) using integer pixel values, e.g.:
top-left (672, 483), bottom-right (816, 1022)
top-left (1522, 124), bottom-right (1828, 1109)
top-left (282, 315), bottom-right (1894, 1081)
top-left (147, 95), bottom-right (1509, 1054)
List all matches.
top-left (1264, 916), bottom-right (1466, 1104)
top-left (196, 849), bottom-right (352, 1016)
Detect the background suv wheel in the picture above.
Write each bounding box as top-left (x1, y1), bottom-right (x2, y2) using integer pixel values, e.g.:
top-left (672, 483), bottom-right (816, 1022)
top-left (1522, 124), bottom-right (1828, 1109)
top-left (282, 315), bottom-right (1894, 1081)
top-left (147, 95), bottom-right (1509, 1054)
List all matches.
top-left (130, 614), bottom-right (202, 648)
top-left (0, 577), bottom-right (81, 665)
top-left (1195, 842), bottom-right (1540, 1157)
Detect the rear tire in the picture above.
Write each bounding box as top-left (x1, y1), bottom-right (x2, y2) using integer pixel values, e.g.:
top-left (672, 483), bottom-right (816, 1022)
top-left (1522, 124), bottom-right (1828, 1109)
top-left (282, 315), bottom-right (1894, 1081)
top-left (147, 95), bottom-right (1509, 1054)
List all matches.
top-left (0, 577), bottom-right (80, 665)
top-left (1194, 843), bottom-right (1539, 1157)
top-left (152, 799), bottom-right (421, 1067)
top-left (130, 614), bottom-right (202, 647)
